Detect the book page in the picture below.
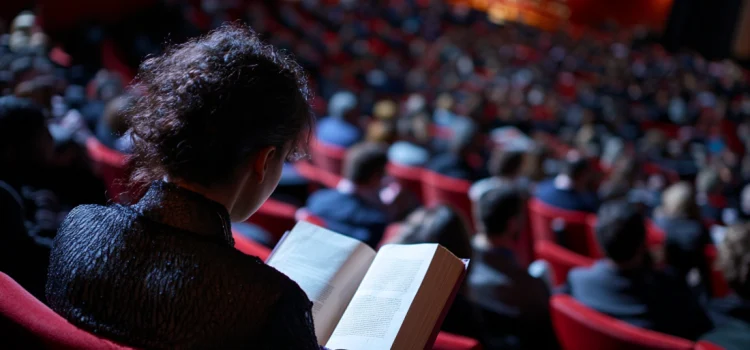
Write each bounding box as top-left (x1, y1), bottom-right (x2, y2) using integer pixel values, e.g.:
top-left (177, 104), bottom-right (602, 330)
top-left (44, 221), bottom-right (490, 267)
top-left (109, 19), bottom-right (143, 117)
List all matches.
top-left (266, 221), bottom-right (376, 345)
top-left (326, 244), bottom-right (438, 350)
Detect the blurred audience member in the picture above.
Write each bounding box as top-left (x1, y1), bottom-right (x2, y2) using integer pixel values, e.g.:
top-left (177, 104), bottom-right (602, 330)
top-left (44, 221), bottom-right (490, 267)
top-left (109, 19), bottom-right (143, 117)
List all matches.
top-left (427, 118), bottom-right (485, 181)
top-left (654, 182), bottom-right (712, 287)
top-left (564, 200), bottom-right (713, 340)
top-left (365, 119), bottom-right (396, 145)
top-left (470, 150), bottom-right (525, 202)
top-left (306, 143), bottom-right (390, 247)
top-left (468, 188), bottom-right (556, 349)
top-left (0, 96), bottom-right (56, 298)
top-left (388, 112), bottom-right (431, 166)
top-left (702, 223), bottom-right (750, 349)
top-left (316, 90), bottom-right (362, 148)
top-left (697, 167), bottom-right (727, 224)
top-left (95, 94), bottom-right (133, 152)
top-left (599, 157), bottom-right (638, 201)
top-left (535, 158), bottom-right (599, 212)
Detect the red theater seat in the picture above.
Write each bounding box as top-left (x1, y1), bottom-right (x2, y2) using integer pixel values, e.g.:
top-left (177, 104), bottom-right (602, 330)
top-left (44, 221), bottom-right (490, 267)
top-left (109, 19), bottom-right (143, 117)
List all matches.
top-left (293, 160), bottom-right (342, 189)
top-left (528, 198), bottom-right (594, 257)
top-left (247, 199), bottom-right (299, 244)
top-left (550, 295), bottom-right (694, 350)
top-left (421, 170), bottom-right (474, 231)
top-left (232, 230), bottom-right (271, 261)
top-left (295, 209), bottom-right (328, 228)
top-left (432, 332), bottom-right (483, 350)
top-left (85, 137), bottom-right (131, 202)
top-left (534, 240), bottom-right (594, 286)
top-left (311, 139), bottom-right (347, 175)
top-left (378, 223), bottom-right (403, 248)
top-left (0, 272), bottom-right (129, 349)
top-left (695, 341), bottom-right (725, 350)
top-left (387, 162), bottom-right (425, 201)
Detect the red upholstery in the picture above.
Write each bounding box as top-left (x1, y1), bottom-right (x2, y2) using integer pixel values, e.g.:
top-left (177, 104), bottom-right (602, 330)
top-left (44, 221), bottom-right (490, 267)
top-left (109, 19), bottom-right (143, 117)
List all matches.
top-left (432, 332), bottom-right (483, 350)
top-left (100, 39), bottom-right (136, 83)
top-left (231, 230), bottom-right (271, 261)
top-left (311, 139), bottom-right (347, 175)
top-left (247, 199), bottom-right (299, 244)
top-left (695, 341), bottom-right (725, 350)
top-left (528, 198), bottom-right (594, 257)
top-left (534, 240), bottom-right (594, 286)
top-left (293, 160), bottom-right (342, 189)
top-left (0, 272), bottom-right (129, 349)
top-left (704, 245), bottom-right (731, 298)
top-left (85, 137), bottom-right (130, 202)
top-left (421, 170), bottom-right (474, 231)
top-left (550, 295), bottom-right (694, 350)
top-left (387, 162), bottom-right (425, 201)
top-left (643, 162), bottom-right (680, 184)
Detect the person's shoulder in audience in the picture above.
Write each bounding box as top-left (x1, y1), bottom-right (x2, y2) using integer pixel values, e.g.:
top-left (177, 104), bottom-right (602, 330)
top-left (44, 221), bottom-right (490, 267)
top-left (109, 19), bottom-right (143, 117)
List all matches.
top-left (426, 152), bottom-right (474, 181)
top-left (387, 140), bottom-right (430, 167)
top-left (316, 116), bottom-right (362, 148)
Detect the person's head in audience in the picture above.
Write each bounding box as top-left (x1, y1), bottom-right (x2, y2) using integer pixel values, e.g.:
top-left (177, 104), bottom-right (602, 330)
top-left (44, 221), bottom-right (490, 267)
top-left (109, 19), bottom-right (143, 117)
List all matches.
top-left (718, 223), bottom-right (750, 300)
top-left (366, 120), bottom-right (396, 144)
top-left (0, 96), bottom-right (54, 176)
top-left (660, 182), bottom-right (700, 220)
top-left (102, 94), bottom-right (134, 137)
top-left (128, 24), bottom-right (313, 222)
top-left (394, 205), bottom-right (473, 259)
top-left (696, 167), bottom-right (722, 196)
top-left (396, 112), bottom-right (430, 145)
top-left (328, 90), bottom-right (358, 123)
top-left (595, 200), bottom-right (648, 269)
top-left (449, 119), bottom-right (479, 156)
top-left (477, 188), bottom-right (524, 246)
top-left (600, 157), bottom-right (638, 200)
top-left (522, 146), bottom-right (548, 182)
top-left (488, 149), bottom-right (525, 181)
top-left (343, 142), bottom-right (388, 191)
top-left (560, 157), bottom-right (593, 192)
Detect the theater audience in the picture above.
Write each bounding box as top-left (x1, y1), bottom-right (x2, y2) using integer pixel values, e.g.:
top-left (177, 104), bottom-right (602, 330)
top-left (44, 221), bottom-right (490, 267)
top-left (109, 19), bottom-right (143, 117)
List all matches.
top-left (697, 167), bottom-right (727, 224)
top-left (653, 182), bottom-right (712, 287)
top-left (469, 150), bottom-right (525, 202)
top-left (315, 90), bottom-right (362, 148)
top-left (46, 25), bottom-right (320, 349)
top-left (306, 142), bottom-right (390, 248)
top-left (468, 188), bottom-right (556, 349)
top-left (598, 157), bottom-right (638, 202)
top-left (427, 118), bottom-right (485, 181)
top-left (564, 200), bottom-right (713, 340)
top-left (535, 158), bottom-right (599, 212)
top-left (702, 223), bottom-right (750, 349)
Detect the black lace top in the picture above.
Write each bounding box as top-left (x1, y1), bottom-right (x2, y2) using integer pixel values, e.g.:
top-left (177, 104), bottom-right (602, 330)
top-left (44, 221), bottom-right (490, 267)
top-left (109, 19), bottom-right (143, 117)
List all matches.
top-left (46, 181), bottom-right (319, 349)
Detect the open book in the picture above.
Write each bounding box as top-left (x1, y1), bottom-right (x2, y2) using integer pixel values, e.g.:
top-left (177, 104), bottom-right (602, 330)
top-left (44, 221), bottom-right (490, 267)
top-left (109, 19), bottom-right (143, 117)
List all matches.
top-left (266, 221), bottom-right (468, 350)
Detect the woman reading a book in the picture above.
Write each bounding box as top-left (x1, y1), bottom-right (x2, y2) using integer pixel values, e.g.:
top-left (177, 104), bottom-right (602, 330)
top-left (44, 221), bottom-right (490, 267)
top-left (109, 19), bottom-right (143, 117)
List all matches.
top-left (46, 24), bottom-right (320, 349)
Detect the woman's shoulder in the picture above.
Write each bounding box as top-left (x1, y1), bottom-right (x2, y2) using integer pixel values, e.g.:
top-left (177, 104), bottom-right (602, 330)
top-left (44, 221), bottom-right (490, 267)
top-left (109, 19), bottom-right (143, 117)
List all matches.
top-left (56, 203), bottom-right (135, 241)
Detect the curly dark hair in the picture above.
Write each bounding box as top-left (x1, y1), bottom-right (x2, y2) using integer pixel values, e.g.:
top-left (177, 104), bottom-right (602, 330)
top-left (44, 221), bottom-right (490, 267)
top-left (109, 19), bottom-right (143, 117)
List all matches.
top-left (128, 23), bottom-right (313, 186)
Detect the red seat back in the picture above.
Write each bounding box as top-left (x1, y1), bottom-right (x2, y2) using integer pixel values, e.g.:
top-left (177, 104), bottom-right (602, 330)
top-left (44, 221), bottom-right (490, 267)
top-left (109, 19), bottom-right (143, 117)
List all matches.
top-left (246, 199), bottom-right (299, 244)
top-left (293, 160), bottom-right (342, 189)
top-left (387, 163), bottom-right (425, 201)
top-left (378, 223), bottom-right (403, 248)
top-left (432, 332), bottom-right (483, 350)
top-left (311, 139), bottom-right (347, 175)
top-left (85, 137), bottom-right (131, 202)
top-left (231, 230), bottom-right (271, 261)
top-left (421, 170), bottom-right (474, 231)
top-left (550, 295), bottom-right (695, 350)
top-left (534, 240), bottom-right (595, 286)
top-left (704, 245), bottom-right (731, 298)
top-left (0, 272), bottom-right (129, 349)
top-left (528, 198), bottom-right (594, 256)
top-left (295, 209), bottom-right (328, 228)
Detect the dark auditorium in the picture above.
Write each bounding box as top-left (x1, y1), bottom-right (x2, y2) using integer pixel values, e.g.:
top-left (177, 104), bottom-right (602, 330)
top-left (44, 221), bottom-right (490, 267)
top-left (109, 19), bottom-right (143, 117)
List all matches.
top-left (4, 0), bottom-right (750, 349)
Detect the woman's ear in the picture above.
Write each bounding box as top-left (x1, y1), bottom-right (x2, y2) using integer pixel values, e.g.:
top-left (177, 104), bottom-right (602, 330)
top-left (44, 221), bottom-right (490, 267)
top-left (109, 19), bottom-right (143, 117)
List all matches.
top-left (253, 146), bottom-right (277, 183)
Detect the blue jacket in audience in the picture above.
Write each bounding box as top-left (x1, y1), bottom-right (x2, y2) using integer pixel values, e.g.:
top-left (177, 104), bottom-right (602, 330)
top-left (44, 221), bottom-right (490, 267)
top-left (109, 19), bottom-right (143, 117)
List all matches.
top-left (305, 189), bottom-right (388, 248)
top-left (563, 260), bottom-right (713, 340)
top-left (315, 117), bottom-right (362, 148)
top-left (534, 179), bottom-right (599, 213)
top-left (426, 153), bottom-right (479, 181)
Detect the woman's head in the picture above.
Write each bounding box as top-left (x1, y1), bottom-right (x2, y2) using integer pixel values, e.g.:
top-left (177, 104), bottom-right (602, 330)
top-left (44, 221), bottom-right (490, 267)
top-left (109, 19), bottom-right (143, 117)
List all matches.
top-left (660, 182), bottom-right (699, 220)
top-left (394, 205), bottom-right (473, 259)
top-left (128, 24), bottom-right (313, 221)
top-left (718, 223), bottom-right (750, 299)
